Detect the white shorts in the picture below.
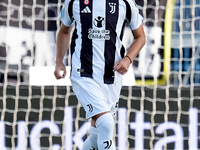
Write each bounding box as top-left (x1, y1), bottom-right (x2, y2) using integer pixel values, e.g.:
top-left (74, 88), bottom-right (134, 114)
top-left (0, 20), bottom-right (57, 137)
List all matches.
top-left (70, 76), bottom-right (122, 119)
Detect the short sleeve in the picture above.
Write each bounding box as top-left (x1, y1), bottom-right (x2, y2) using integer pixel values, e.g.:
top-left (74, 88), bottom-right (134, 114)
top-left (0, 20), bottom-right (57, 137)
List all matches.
top-left (128, 0), bottom-right (143, 30)
top-left (59, 0), bottom-right (73, 27)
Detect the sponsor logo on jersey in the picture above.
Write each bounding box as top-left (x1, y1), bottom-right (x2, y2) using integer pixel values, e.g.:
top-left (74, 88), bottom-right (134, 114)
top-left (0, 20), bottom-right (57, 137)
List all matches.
top-left (81, 6), bottom-right (91, 13)
top-left (87, 16), bottom-right (110, 40)
top-left (88, 28), bottom-right (110, 40)
top-left (94, 16), bottom-right (105, 28)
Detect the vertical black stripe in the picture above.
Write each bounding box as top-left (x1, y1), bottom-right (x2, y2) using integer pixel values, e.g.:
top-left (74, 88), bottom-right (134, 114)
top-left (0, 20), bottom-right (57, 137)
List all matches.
top-left (68, 0), bottom-right (76, 72)
top-left (104, 0), bottom-right (119, 84)
top-left (68, 0), bottom-right (75, 19)
top-left (120, 21), bottom-right (126, 58)
top-left (80, 0), bottom-right (93, 77)
top-left (120, 21), bottom-right (126, 41)
top-left (120, 45), bottom-right (125, 58)
top-left (70, 24), bottom-right (78, 72)
top-left (70, 22), bottom-right (78, 56)
top-left (123, 0), bottom-right (131, 22)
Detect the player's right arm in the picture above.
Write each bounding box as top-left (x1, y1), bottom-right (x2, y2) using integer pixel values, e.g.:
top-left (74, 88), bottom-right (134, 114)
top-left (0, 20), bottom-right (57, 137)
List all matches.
top-left (54, 23), bottom-right (72, 79)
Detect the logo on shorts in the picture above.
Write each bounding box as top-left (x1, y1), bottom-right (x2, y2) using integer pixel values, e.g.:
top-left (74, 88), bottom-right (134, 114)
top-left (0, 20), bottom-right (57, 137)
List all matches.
top-left (115, 102), bottom-right (119, 108)
top-left (103, 140), bottom-right (112, 149)
top-left (90, 146), bottom-right (97, 150)
top-left (87, 103), bottom-right (93, 112)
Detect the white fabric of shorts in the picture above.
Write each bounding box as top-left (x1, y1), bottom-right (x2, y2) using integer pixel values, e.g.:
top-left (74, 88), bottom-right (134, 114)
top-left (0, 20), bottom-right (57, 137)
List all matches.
top-left (70, 76), bottom-right (122, 119)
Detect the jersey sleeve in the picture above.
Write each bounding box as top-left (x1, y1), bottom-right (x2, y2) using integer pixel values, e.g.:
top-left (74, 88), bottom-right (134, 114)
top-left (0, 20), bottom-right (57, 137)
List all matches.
top-left (128, 0), bottom-right (143, 30)
top-left (59, 0), bottom-right (73, 27)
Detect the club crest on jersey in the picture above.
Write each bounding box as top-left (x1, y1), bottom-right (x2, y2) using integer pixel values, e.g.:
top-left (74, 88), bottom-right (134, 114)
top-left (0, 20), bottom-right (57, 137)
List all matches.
top-left (109, 2), bottom-right (116, 14)
top-left (84, 0), bottom-right (89, 5)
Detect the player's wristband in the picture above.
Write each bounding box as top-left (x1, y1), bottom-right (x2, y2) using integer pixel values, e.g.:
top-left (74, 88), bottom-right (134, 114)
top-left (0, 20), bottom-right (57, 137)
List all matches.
top-left (125, 55), bottom-right (132, 64)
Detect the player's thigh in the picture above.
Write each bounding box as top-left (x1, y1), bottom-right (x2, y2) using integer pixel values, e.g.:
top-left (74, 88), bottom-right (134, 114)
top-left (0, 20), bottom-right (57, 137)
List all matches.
top-left (70, 76), bottom-right (110, 119)
top-left (108, 80), bottom-right (122, 116)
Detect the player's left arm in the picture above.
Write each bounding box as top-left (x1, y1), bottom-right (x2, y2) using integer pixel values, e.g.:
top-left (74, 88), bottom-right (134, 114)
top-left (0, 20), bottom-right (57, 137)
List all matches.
top-left (113, 24), bottom-right (146, 75)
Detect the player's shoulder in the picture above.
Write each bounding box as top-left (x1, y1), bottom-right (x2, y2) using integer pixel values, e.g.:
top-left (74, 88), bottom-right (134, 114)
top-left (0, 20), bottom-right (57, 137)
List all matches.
top-left (63, 0), bottom-right (76, 5)
top-left (120, 0), bottom-right (139, 11)
top-left (122, 0), bottom-right (137, 6)
top-left (124, 0), bottom-right (139, 11)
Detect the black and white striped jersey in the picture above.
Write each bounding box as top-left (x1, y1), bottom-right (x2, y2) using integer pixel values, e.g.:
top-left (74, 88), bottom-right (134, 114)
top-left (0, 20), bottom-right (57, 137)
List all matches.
top-left (60, 0), bottom-right (143, 84)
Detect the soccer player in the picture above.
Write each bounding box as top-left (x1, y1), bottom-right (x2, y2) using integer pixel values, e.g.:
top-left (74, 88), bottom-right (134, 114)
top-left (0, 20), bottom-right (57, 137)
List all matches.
top-left (54, 0), bottom-right (145, 149)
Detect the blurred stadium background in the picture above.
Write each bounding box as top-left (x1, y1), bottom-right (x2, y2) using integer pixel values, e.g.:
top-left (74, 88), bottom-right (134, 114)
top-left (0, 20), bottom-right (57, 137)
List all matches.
top-left (0, 0), bottom-right (200, 149)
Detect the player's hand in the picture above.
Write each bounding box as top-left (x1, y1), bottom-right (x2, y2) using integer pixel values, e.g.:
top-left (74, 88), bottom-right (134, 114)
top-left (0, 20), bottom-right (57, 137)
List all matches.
top-left (113, 57), bottom-right (131, 75)
top-left (54, 62), bottom-right (66, 79)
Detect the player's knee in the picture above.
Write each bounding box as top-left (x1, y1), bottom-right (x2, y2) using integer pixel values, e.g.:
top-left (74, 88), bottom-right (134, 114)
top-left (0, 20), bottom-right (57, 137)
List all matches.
top-left (96, 113), bottom-right (114, 134)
